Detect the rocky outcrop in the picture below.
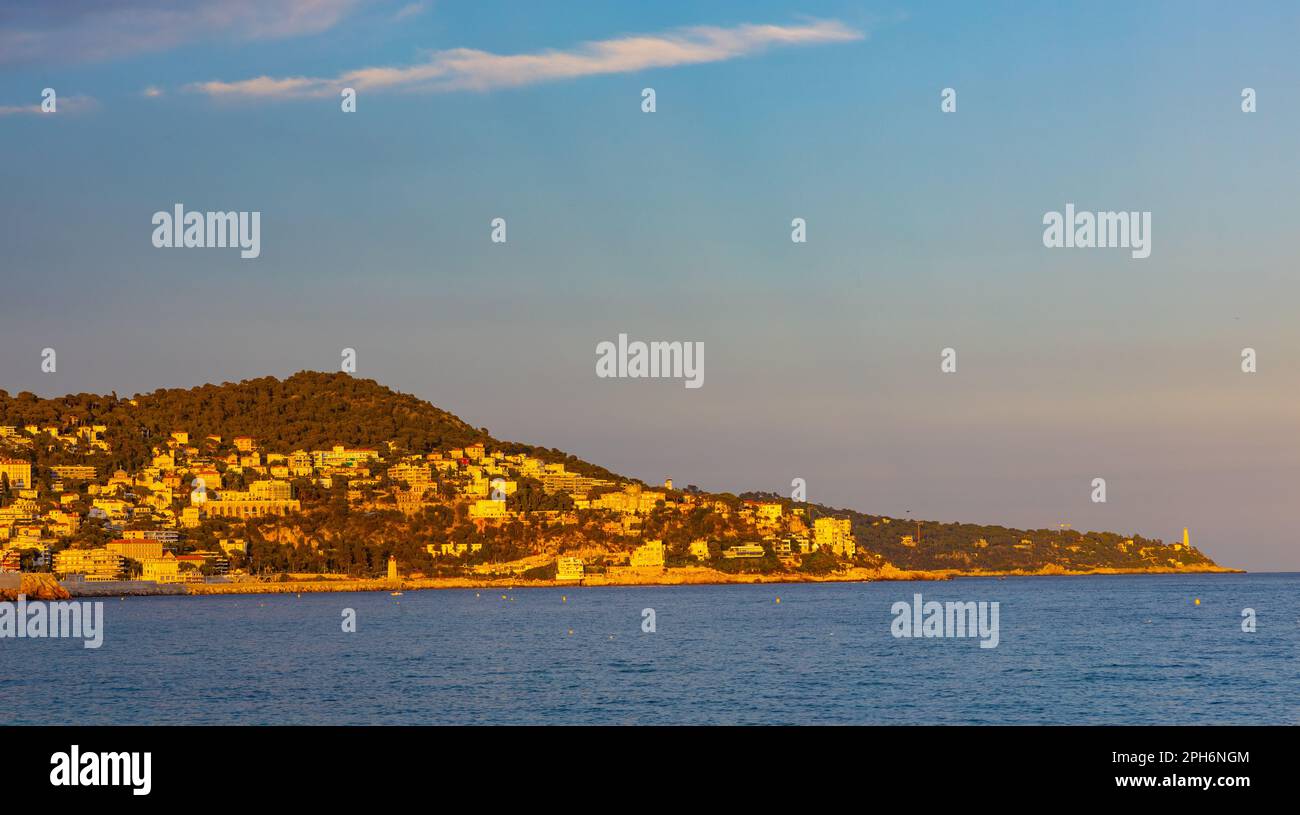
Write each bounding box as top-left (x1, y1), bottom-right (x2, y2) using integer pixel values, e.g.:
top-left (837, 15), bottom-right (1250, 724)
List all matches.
top-left (0, 573), bottom-right (72, 601)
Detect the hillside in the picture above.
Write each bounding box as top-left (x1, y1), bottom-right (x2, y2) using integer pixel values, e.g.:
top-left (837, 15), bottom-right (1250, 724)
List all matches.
top-left (0, 371), bottom-right (620, 481)
top-left (0, 372), bottom-right (1227, 578)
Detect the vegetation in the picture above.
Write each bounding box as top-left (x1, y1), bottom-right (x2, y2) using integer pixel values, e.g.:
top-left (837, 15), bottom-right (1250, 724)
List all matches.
top-left (0, 373), bottom-right (1223, 577)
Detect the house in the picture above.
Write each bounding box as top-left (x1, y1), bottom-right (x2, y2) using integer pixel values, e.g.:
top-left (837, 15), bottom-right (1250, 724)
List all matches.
top-left (556, 557), bottom-right (585, 581)
top-left (0, 459), bottom-right (32, 490)
top-left (629, 540), bottom-right (665, 568)
top-left (142, 552), bottom-right (182, 583)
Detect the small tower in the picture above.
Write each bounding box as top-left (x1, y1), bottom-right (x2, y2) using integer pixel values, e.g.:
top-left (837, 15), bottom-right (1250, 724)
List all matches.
top-left (664, 477), bottom-right (673, 490)
top-left (1183, 527), bottom-right (1190, 548)
top-left (387, 555), bottom-right (398, 583)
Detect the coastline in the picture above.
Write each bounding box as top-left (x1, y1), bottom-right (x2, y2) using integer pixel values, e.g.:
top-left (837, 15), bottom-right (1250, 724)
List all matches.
top-left (43, 562), bottom-right (1244, 599)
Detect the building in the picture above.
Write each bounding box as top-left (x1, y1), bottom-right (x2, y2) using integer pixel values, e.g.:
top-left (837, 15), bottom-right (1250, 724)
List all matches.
top-left (142, 552), bottom-right (182, 584)
top-left (122, 529), bottom-right (181, 544)
top-left (51, 465), bottom-right (97, 481)
top-left (468, 498), bottom-right (508, 520)
top-left (54, 548), bottom-right (124, 581)
top-left (218, 538), bottom-right (248, 556)
top-left (0, 459), bottom-right (32, 490)
top-left (556, 556), bottom-right (585, 581)
top-left (311, 445), bottom-right (380, 468)
top-left (723, 543), bottom-right (766, 559)
top-left (629, 539), bottom-right (665, 568)
top-left (593, 485), bottom-right (665, 515)
top-left (106, 539), bottom-right (165, 561)
top-left (249, 479), bottom-right (292, 501)
top-left (204, 497), bottom-right (300, 519)
top-left (688, 539), bottom-right (711, 560)
top-left (814, 517), bottom-right (856, 558)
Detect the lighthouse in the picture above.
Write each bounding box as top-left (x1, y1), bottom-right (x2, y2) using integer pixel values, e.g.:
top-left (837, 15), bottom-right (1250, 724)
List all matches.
top-left (1183, 527), bottom-right (1190, 548)
top-left (387, 555), bottom-right (398, 583)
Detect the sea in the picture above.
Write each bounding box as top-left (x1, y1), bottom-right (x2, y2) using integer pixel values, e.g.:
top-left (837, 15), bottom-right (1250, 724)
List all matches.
top-left (2, 573), bottom-right (1297, 725)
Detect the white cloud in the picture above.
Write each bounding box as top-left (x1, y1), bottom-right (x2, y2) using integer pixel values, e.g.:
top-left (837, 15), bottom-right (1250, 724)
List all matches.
top-left (188, 19), bottom-right (863, 99)
top-left (0, 94), bottom-right (99, 116)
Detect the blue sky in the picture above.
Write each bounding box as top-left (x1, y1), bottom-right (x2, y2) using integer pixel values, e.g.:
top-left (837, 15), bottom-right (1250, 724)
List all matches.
top-left (2, 1), bottom-right (1299, 569)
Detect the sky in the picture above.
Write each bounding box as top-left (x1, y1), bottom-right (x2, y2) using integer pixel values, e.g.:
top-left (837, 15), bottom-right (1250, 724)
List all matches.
top-left (2, 1), bottom-right (1298, 570)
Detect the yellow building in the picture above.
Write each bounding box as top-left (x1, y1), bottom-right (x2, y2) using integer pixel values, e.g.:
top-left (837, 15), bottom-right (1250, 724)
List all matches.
top-left (814, 517), bottom-right (856, 558)
top-left (218, 538), bottom-right (248, 556)
top-left (311, 445), bottom-right (380, 468)
top-left (249, 479), bottom-right (292, 501)
top-left (204, 498), bottom-right (300, 519)
top-left (688, 539), bottom-right (712, 560)
top-left (723, 542), bottom-right (766, 559)
top-left (54, 548), bottom-right (123, 580)
top-left (468, 498), bottom-right (508, 520)
top-left (142, 552), bottom-right (182, 584)
top-left (594, 485), bottom-right (665, 515)
top-left (51, 465), bottom-right (97, 481)
top-left (556, 556), bottom-right (585, 581)
top-left (107, 539), bottom-right (165, 561)
top-left (629, 539), bottom-right (665, 568)
top-left (0, 459), bottom-right (32, 490)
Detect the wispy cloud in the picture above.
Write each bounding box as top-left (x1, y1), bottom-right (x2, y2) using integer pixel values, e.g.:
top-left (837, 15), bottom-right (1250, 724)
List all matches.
top-left (0, 0), bottom-right (363, 66)
top-left (392, 2), bottom-right (429, 22)
top-left (0, 94), bottom-right (99, 116)
top-left (188, 19), bottom-right (864, 99)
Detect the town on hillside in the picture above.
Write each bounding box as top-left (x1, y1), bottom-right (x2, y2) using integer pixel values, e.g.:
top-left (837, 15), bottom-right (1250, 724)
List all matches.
top-left (0, 421), bottom-right (875, 587)
top-left (0, 374), bottom-right (1222, 590)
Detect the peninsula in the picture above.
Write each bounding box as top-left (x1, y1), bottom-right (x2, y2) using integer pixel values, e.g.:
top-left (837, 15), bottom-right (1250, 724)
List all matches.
top-left (0, 373), bottom-right (1235, 597)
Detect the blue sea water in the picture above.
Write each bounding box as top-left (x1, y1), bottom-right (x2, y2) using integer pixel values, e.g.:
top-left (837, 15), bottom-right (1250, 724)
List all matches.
top-left (2, 573), bottom-right (1297, 725)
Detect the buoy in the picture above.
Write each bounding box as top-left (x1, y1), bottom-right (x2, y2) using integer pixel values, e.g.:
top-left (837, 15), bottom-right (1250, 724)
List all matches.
top-left (568, 629), bottom-right (573, 635)
top-left (562, 596), bottom-right (567, 603)
top-left (1194, 598), bottom-right (1201, 606)
top-left (775, 597), bottom-right (781, 604)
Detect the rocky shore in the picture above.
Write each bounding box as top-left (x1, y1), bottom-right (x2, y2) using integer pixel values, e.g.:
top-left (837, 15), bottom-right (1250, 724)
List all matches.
top-left (0, 573), bottom-right (72, 601)
top-left (48, 561), bottom-right (1241, 599)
